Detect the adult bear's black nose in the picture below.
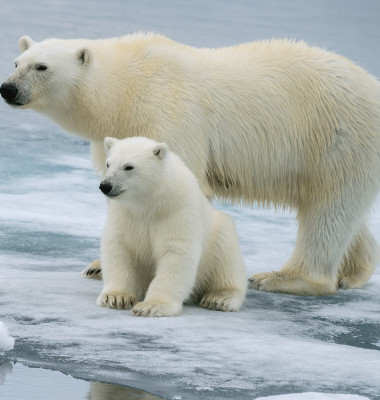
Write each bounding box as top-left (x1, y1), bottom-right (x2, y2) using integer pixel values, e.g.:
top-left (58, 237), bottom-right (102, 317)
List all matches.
top-left (0, 83), bottom-right (19, 101)
top-left (99, 181), bottom-right (113, 195)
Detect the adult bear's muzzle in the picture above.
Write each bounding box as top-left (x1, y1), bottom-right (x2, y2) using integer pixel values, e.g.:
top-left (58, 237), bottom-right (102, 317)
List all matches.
top-left (0, 82), bottom-right (19, 102)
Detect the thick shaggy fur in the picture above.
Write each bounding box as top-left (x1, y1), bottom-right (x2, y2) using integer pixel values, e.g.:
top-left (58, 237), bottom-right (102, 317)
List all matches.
top-left (97, 137), bottom-right (247, 317)
top-left (2, 33), bottom-right (380, 295)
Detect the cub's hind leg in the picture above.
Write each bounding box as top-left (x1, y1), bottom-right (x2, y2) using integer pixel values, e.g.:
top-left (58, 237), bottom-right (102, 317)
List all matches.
top-left (199, 212), bottom-right (247, 312)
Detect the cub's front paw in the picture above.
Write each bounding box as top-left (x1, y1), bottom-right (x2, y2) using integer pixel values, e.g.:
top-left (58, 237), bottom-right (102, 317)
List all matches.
top-left (96, 291), bottom-right (137, 310)
top-left (131, 300), bottom-right (182, 317)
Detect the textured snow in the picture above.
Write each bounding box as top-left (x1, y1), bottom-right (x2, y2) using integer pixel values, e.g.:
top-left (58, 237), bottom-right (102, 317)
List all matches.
top-left (0, 1), bottom-right (379, 399)
top-left (0, 322), bottom-right (15, 355)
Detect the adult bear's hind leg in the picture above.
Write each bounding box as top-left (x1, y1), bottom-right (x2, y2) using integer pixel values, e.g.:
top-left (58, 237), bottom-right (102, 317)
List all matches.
top-left (337, 224), bottom-right (379, 289)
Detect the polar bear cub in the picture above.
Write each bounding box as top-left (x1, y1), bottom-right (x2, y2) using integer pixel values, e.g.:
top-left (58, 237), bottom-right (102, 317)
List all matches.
top-left (97, 136), bottom-right (247, 317)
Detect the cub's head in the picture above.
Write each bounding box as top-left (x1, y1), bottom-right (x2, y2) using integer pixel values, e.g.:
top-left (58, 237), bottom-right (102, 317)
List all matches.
top-left (99, 136), bottom-right (168, 206)
top-left (0, 36), bottom-right (91, 110)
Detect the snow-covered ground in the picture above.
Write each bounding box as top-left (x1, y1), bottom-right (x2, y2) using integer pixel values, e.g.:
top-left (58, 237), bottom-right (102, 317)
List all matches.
top-left (0, 1), bottom-right (379, 399)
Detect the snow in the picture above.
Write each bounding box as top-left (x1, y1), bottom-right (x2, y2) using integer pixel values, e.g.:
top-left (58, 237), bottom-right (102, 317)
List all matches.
top-left (0, 322), bottom-right (15, 355)
top-left (0, 1), bottom-right (380, 399)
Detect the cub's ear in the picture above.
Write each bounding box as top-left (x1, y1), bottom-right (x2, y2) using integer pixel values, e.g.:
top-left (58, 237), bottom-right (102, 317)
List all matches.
top-left (153, 143), bottom-right (168, 160)
top-left (104, 137), bottom-right (118, 154)
top-left (18, 36), bottom-right (34, 53)
top-left (77, 48), bottom-right (91, 66)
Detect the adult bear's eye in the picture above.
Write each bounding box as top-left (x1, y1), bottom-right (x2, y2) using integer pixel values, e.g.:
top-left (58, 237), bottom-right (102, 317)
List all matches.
top-left (124, 165), bottom-right (134, 171)
top-left (106, 162), bottom-right (109, 168)
top-left (36, 64), bottom-right (48, 71)
top-left (15, 62), bottom-right (18, 69)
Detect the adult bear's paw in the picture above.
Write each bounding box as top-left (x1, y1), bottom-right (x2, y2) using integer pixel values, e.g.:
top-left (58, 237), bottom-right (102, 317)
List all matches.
top-left (249, 271), bottom-right (336, 296)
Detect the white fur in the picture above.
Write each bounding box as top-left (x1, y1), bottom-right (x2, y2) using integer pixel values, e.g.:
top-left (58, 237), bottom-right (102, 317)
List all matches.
top-left (97, 136), bottom-right (247, 317)
top-left (3, 33), bottom-right (380, 295)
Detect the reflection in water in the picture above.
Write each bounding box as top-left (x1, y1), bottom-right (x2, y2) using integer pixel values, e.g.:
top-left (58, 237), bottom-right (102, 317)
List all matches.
top-left (0, 361), bottom-right (164, 400)
top-left (0, 360), bottom-right (13, 384)
top-left (87, 381), bottom-right (164, 399)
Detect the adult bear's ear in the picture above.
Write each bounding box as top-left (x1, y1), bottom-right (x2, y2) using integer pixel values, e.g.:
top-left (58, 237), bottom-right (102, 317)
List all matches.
top-left (104, 137), bottom-right (118, 154)
top-left (77, 48), bottom-right (91, 66)
top-left (153, 143), bottom-right (168, 159)
top-left (18, 36), bottom-right (35, 53)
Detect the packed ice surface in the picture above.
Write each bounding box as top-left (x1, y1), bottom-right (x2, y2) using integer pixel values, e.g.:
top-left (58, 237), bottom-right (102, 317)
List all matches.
top-left (1, 125), bottom-right (379, 400)
top-left (0, 1), bottom-right (380, 399)
top-left (255, 395), bottom-right (370, 400)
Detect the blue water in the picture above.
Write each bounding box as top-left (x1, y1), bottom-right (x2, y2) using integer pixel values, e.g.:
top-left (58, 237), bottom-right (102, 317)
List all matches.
top-left (1, 1), bottom-right (380, 399)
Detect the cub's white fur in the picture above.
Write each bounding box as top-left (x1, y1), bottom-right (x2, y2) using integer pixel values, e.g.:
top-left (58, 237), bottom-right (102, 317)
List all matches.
top-left (3, 33), bottom-right (380, 295)
top-left (97, 136), bottom-right (247, 317)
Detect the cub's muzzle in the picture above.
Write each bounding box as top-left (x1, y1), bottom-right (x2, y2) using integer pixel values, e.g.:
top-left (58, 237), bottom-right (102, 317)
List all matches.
top-left (99, 181), bottom-right (113, 195)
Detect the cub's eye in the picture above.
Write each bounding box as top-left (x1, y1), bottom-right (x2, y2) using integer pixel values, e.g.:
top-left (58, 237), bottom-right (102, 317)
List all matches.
top-left (124, 165), bottom-right (134, 171)
top-left (36, 64), bottom-right (48, 71)
top-left (106, 162), bottom-right (109, 168)
top-left (15, 62), bottom-right (18, 69)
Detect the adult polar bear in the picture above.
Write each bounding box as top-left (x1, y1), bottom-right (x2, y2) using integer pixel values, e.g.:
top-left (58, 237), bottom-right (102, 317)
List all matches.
top-left (1, 33), bottom-right (380, 295)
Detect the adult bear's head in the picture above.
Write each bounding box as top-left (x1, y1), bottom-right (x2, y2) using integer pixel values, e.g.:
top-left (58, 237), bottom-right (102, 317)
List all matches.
top-left (0, 36), bottom-right (91, 112)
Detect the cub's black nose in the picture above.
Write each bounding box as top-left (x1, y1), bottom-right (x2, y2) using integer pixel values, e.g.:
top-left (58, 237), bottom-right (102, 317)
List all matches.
top-left (0, 83), bottom-right (19, 101)
top-left (99, 181), bottom-right (113, 195)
